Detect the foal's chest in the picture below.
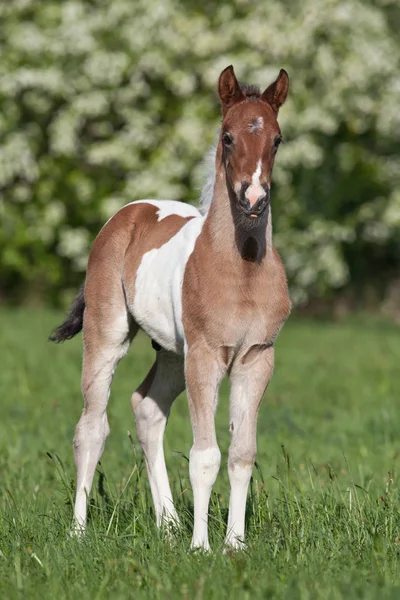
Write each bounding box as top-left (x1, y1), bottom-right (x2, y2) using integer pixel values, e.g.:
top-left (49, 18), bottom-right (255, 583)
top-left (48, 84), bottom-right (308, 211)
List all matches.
top-left (182, 249), bottom-right (291, 350)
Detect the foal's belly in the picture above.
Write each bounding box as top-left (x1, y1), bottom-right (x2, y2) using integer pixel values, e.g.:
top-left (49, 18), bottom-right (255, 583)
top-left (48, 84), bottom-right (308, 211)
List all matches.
top-left (130, 216), bottom-right (205, 353)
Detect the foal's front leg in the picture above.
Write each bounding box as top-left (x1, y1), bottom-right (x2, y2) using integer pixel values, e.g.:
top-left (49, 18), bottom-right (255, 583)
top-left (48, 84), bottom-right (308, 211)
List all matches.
top-left (225, 345), bottom-right (274, 549)
top-left (185, 345), bottom-right (225, 551)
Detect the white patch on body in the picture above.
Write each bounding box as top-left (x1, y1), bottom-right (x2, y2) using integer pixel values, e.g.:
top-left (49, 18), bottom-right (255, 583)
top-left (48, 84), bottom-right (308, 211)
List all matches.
top-left (132, 215), bottom-right (205, 353)
top-left (245, 159), bottom-right (265, 207)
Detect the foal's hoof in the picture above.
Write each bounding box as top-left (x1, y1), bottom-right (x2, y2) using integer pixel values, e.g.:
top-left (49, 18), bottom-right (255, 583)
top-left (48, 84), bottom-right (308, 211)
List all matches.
top-left (69, 522), bottom-right (86, 538)
top-left (223, 538), bottom-right (246, 554)
top-left (160, 518), bottom-right (181, 541)
top-left (189, 542), bottom-right (212, 554)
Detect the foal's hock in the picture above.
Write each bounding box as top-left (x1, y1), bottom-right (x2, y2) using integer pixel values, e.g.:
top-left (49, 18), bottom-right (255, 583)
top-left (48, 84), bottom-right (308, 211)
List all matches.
top-left (51, 65), bottom-right (291, 551)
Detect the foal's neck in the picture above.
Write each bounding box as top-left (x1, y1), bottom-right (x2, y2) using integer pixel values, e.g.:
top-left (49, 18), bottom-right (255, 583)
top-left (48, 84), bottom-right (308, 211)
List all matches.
top-left (204, 170), bottom-right (273, 265)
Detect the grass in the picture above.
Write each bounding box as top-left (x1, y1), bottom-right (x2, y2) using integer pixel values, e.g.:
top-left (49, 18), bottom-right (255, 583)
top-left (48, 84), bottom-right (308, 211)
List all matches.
top-left (1, 309), bottom-right (400, 599)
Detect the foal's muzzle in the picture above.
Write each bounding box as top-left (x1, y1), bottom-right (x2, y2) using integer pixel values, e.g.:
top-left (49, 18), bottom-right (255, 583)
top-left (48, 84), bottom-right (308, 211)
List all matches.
top-left (238, 183), bottom-right (270, 218)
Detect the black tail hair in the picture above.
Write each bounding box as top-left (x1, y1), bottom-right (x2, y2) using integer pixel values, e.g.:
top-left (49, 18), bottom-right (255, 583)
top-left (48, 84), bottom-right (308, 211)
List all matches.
top-left (49, 285), bottom-right (85, 343)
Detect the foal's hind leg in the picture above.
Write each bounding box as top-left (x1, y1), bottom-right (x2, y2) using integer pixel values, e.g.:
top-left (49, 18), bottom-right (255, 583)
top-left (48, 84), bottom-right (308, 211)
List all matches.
top-left (72, 301), bottom-right (135, 533)
top-left (131, 350), bottom-right (185, 527)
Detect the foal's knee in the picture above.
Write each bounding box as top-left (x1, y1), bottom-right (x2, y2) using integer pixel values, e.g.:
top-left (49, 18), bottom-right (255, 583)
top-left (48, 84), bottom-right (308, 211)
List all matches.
top-left (228, 447), bottom-right (256, 484)
top-left (190, 446), bottom-right (221, 488)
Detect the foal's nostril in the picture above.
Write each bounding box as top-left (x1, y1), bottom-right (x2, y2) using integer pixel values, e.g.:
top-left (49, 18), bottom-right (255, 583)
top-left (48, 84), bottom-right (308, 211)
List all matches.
top-left (246, 187), bottom-right (266, 208)
top-left (238, 182), bottom-right (270, 215)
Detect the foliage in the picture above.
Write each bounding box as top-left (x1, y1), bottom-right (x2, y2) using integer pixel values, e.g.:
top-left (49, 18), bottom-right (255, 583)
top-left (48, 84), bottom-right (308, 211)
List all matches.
top-left (1, 310), bottom-right (400, 597)
top-left (1, 0), bottom-right (400, 304)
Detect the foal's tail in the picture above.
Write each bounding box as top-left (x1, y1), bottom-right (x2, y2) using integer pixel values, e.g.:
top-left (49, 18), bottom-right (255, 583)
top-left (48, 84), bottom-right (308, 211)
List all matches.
top-left (49, 284), bottom-right (85, 343)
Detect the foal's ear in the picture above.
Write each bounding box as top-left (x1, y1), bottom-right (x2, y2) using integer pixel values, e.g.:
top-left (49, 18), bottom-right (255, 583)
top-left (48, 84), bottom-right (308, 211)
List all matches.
top-left (261, 69), bottom-right (289, 114)
top-left (218, 65), bottom-right (244, 117)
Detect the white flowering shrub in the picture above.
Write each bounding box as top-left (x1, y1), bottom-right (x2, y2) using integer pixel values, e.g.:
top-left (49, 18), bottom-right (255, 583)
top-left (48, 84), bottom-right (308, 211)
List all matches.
top-left (0, 0), bottom-right (399, 304)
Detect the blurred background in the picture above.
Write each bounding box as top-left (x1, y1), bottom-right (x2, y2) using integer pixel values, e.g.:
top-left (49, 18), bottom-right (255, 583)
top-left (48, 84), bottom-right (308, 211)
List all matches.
top-left (2, 4), bottom-right (400, 595)
top-left (1, 0), bottom-right (400, 315)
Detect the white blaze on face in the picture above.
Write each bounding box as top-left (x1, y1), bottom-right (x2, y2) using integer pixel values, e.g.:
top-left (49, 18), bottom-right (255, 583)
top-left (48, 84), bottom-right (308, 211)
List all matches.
top-left (245, 159), bottom-right (265, 207)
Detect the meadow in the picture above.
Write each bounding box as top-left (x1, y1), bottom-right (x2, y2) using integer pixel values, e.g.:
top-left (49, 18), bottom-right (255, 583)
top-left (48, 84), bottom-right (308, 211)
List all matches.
top-left (1, 309), bottom-right (400, 599)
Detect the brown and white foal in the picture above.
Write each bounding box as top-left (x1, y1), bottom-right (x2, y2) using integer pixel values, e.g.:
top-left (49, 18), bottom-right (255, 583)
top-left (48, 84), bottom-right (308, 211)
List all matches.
top-left (51, 65), bottom-right (291, 551)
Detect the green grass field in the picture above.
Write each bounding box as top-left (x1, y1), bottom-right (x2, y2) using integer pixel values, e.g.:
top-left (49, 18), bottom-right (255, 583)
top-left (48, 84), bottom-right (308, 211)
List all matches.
top-left (1, 309), bottom-right (400, 599)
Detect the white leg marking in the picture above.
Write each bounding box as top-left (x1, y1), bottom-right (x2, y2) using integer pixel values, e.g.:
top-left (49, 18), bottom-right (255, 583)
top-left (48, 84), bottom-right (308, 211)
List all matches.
top-left (226, 458), bottom-right (253, 549)
top-left (72, 310), bottom-right (131, 534)
top-left (185, 346), bottom-right (224, 551)
top-left (133, 352), bottom-right (185, 527)
top-left (190, 446), bottom-right (221, 551)
top-left (225, 346), bottom-right (274, 549)
top-left (73, 408), bottom-right (110, 533)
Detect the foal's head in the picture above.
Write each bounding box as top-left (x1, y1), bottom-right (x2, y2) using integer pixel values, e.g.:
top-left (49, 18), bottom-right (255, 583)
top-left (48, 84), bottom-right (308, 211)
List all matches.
top-left (217, 66), bottom-right (289, 220)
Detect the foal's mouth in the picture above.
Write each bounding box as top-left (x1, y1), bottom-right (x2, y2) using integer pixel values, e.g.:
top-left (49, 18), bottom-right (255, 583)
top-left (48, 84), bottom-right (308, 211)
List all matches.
top-left (237, 183), bottom-right (270, 219)
top-left (238, 195), bottom-right (269, 219)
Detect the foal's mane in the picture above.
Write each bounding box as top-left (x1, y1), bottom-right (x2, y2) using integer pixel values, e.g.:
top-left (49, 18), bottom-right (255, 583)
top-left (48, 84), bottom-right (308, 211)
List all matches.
top-left (198, 81), bottom-right (260, 215)
top-left (198, 142), bottom-right (217, 215)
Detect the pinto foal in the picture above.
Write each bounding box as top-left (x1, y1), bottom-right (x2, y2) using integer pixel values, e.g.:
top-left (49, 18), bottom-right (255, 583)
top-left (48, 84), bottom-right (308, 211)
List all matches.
top-left (51, 65), bottom-right (290, 551)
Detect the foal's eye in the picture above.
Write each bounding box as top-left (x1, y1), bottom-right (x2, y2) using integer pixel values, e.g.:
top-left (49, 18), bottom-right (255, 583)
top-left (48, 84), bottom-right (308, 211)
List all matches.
top-left (222, 132), bottom-right (233, 146)
top-left (274, 135), bottom-right (283, 150)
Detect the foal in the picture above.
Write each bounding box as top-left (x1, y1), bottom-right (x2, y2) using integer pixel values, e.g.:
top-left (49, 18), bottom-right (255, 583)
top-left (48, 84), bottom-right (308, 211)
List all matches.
top-left (51, 65), bottom-right (291, 551)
